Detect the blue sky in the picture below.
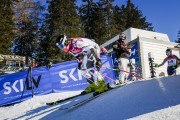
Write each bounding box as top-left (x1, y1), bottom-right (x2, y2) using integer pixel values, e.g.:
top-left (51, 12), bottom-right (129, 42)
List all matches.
top-left (119, 0), bottom-right (180, 42)
top-left (77, 0), bottom-right (180, 42)
top-left (41, 0), bottom-right (180, 42)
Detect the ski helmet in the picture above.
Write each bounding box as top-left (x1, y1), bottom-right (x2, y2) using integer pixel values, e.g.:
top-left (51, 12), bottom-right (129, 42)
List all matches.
top-left (166, 48), bottom-right (172, 56)
top-left (56, 35), bottom-right (68, 49)
top-left (119, 33), bottom-right (126, 40)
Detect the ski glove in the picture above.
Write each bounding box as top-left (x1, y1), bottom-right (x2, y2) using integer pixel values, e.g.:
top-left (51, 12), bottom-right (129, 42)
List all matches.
top-left (172, 65), bottom-right (178, 69)
top-left (96, 59), bottom-right (102, 69)
top-left (76, 55), bottom-right (82, 70)
top-left (154, 63), bottom-right (159, 67)
top-left (78, 62), bottom-right (82, 70)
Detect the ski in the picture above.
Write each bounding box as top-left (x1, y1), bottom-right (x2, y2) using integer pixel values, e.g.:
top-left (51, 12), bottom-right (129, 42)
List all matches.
top-left (46, 83), bottom-right (112, 106)
top-left (59, 83), bottom-right (126, 110)
top-left (59, 93), bottom-right (100, 110)
top-left (46, 94), bottom-right (83, 106)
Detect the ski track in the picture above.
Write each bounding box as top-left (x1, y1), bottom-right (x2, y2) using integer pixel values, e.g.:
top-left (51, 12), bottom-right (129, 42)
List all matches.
top-left (0, 75), bottom-right (180, 120)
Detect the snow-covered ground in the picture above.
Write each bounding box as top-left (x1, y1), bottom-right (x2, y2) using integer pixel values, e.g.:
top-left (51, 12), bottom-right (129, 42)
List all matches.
top-left (0, 75), bottom-right (180, 120)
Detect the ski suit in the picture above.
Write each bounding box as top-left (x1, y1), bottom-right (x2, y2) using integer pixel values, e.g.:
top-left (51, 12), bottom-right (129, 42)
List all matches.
top-left (158, 55), bottom-right (180, 75)
top-left (65, 38), bottom-right (108, 94)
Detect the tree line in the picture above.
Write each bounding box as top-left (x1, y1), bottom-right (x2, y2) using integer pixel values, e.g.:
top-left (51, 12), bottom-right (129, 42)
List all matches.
top-left (2, 0), bottom-right (173, 65)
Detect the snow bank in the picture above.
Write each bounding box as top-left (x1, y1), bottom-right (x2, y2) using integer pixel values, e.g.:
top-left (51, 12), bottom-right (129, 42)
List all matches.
top-left (0, 75), bottom-right (180, 120)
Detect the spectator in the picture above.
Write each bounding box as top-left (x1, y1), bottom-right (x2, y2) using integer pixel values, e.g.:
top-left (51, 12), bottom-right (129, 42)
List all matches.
top-left (45, 60), bottom-right (52, 69)
top-left (155, 48), bottom-right (180, 75)
top-left (129, 58), bottom-right (136, 81)
top-left (32, 61), bottom-right (36, 68)
top-left (112, 33), bottom-right (131, 84)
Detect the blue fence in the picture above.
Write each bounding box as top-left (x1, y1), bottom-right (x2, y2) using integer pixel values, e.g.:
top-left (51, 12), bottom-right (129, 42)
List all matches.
top-left (0, 55), bottom-right (115, 106)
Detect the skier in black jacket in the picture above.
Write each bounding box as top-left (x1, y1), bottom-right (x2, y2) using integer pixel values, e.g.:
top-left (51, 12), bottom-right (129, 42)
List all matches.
top-left (112, 33), bottom-right (131, 84)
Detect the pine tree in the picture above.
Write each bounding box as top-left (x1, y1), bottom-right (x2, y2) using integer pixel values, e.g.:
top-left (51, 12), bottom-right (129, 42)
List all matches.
top-left (79, 1), bottom-right (106, 44)
top-left (13, 21), bottom-right (37, 57)
top-left (112, 5), bottom-right (126, 33)
top-left (79, 0), bottom-right (97, 38)
top-left (79, 0), bottom-right (154, 44)
top-left (42, 0), bottom-right (83, 62)
top-left (79, 0), bottom-right (113, 44)
top-left (0, 0), bottom-right (15, 54)
top-left (13, 1), bottom-right (41, 61)
top-left (99, 0), bottom-right (115, 40)
top-left (91, 2), bottom-right (107, 44)
top-left (115, 0), bottom-right (153, 31)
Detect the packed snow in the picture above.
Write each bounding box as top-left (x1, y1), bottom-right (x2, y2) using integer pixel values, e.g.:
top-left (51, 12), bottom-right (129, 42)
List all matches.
top-left (0, 75), bottom-right (180, 120)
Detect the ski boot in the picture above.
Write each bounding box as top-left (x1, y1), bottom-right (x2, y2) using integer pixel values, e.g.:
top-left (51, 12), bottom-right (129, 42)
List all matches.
top-left (81, 82), bottom-right (97, 95)
top-left (93, 80), bottom-right (108, 96)
top-left (115, 80), bottom-right (124, 85)
top-left (106, 83), bottom-right (113, 90)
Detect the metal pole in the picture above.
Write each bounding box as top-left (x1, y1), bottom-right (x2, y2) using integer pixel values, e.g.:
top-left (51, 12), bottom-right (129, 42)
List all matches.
top-left (29, 66), bottom-right (34, 97)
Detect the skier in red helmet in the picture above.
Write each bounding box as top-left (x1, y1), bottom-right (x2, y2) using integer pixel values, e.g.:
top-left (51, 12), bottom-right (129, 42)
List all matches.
top-left (56, 35), bottom-right (108, 96)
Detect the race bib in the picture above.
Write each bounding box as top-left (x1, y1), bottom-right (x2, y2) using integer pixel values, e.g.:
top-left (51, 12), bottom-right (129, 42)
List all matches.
top-left (167, 59), bottom-right (176, 66)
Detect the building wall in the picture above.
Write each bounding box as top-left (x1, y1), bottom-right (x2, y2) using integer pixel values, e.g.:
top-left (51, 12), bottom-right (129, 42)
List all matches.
top-left (123, 28), bottom-right (170, 43)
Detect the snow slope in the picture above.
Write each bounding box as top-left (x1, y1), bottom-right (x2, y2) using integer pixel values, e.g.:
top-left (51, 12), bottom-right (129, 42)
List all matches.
top-left (0, 75), bottom-right (180, 120)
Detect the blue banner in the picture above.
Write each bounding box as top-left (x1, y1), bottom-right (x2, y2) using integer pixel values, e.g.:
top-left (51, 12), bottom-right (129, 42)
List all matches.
top-left (49, 55), bottom-right (115, 92)
top-left (129, 42), bottom-right (141, 76)
top-left (0, 55), bottom-right (115, 106)
top-left (129, 42), bottom-right (139, 63)
top-left (111, 52), bottom-right (118, 67)
top-left (0, 67), bottom-right (52, 106)
top-left (111, 41), bottom-right (140, 79)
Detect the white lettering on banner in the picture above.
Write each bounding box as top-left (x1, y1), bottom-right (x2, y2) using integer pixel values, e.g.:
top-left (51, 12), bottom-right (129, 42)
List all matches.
top-left (59, 68), bottom-right (83, 84)
top-left (114, 58), bottom-right (118, 64)
top-left (3, 79), bottom-right (24, 95)
top-left (20, 79), bottom-right (23, 91)
top-left (78, 69), bottom-right (83, 80)
top-left (59, 70), bottom-right (68, 83)
top-left (69, 68), bottom-right (78, 81)
top-left (12, 80), bottom-right (19, 92)
top-left (130, 49), bottom-right (136, 56)
top-left (3, 82), bottom-right (11, 94)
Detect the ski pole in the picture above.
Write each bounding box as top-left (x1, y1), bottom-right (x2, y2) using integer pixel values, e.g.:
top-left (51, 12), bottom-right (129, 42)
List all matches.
top-left (101, 73), bottom-right (116, 82)
top-left (100, 65), bottom-right (143, 79)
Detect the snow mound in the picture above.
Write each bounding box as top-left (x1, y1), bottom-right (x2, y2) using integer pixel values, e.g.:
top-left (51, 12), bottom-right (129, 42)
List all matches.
top-left (0, 75), bottom-right (180, 120)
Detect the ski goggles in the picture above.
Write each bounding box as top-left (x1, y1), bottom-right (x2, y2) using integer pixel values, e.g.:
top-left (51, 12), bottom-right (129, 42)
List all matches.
top-left (56, 43), bottom-right (64, 49)
top-left (119, 34), bottom-right (126, 40)
top-left (166, 51), bottom-right (171, 55)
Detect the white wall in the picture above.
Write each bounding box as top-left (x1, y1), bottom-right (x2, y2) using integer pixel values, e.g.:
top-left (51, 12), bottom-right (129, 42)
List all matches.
top-left (126, 28), bottom-right (170, 42)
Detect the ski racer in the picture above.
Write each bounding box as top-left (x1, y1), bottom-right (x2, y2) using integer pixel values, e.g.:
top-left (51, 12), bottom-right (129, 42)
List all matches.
top-left (112, 33), bottom-right (131, 84)
top-left (56, 35), bottom-right (108, 96)
top-left (155, 48), bottom-right (180, 75)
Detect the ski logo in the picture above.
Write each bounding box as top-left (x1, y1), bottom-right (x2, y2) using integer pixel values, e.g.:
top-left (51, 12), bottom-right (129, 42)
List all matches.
top-left (59, 68), bottom-right (83, 83)
top-left (3, 75), bottom-right (42, 95)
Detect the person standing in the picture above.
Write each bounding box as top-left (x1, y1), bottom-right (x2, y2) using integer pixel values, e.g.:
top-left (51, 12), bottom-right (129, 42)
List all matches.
top-left (56, 35), bottom-right (108, 96)
top-left (155, 48), bottom-right (180, 75)
top-left (112, 33), bottom-right (131, 84)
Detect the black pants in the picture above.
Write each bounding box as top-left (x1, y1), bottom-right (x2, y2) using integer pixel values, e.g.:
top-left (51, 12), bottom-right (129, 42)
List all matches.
top-left (167, 66), bottom-right (176, 75)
